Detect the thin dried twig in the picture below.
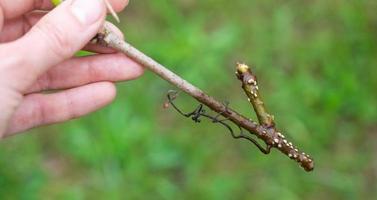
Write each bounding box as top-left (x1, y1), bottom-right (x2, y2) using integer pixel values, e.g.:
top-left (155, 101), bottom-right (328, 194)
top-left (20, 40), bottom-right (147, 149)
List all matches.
top-left (104, 0), bottom-right (120, 23)
top-left (95, 24), bottom-right (314, 172)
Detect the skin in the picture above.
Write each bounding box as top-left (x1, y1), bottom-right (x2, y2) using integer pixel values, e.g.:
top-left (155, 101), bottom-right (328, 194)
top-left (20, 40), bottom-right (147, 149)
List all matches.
top-left (0, 0), bottom-right (143, 138)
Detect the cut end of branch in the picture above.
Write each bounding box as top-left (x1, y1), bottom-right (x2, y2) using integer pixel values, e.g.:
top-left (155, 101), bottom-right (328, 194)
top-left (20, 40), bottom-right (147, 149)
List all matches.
top-left (302, 159), bottom-right (315, 172)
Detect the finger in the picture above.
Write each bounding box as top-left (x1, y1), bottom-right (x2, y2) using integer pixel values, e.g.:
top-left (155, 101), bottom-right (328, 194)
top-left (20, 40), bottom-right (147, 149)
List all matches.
top-left (27, 53), bottom-right (143, 93)
top-left (0, 0), bottom-right (128, 21)
top-left (5, 81), bottom-right (116, 136)
top-left (0, 11), bottom-right (44, 43)
top-left (105, 0), bottom-right (129, 12)
top-left (0, 4), bottom-right (4, 29)
top-left (1, 14), bottom-right (123, 54)
top-left (1, 0), bottom-right (107, 92)
top-left (0, 0), bottom-right (53, 20)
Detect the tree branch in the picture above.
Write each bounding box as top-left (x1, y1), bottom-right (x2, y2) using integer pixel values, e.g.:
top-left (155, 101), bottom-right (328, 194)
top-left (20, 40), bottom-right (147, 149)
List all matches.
top-left (95, 23), bottom-right (314, 172)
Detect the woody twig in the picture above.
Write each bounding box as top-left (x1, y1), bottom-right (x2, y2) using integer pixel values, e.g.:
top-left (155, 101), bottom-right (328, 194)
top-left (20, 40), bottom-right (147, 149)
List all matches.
top-left (94, 23), bottom-right (315, 172)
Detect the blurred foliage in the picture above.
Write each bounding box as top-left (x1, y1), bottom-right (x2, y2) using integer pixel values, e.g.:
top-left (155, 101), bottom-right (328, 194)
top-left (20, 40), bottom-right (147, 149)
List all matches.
top-left (1, 0), bottom-right (377, 199)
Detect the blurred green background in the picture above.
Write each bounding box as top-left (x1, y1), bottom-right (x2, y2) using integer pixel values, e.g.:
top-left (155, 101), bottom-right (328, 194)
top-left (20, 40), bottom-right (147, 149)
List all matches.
top-left (1, 0), bottom-right (377, 199)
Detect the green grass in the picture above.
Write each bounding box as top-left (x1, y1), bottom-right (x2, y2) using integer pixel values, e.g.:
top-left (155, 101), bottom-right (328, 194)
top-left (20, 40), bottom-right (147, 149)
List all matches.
top-left (1, 0), bottom-right (377, 199)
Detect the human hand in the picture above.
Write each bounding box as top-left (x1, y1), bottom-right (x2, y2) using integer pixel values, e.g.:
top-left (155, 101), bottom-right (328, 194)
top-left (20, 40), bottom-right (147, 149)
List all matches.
top-left (0, 0), bottom-right (143, 138)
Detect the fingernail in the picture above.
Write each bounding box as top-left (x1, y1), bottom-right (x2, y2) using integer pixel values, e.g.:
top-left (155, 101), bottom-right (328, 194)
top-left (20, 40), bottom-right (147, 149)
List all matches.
top-left (71, 0), bottom-right (104, 25)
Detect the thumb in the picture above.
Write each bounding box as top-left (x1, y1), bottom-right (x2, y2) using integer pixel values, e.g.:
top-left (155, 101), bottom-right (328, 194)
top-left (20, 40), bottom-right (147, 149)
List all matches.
top-left (9, 0), bottom-right (106, 84)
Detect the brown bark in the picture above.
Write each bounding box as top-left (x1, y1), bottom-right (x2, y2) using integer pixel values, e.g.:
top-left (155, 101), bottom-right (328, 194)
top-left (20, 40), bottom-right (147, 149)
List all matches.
top-left (96, 24), bottom-right (314, 172)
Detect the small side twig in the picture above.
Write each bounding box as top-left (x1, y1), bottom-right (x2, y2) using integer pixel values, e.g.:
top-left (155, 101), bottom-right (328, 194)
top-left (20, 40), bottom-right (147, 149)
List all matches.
top-left (236, 63), bottom-right (275, 128)
top-left (235, 63), bottom-right (314, 169)
top-left (95, 23), bottom-right (314, 172)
